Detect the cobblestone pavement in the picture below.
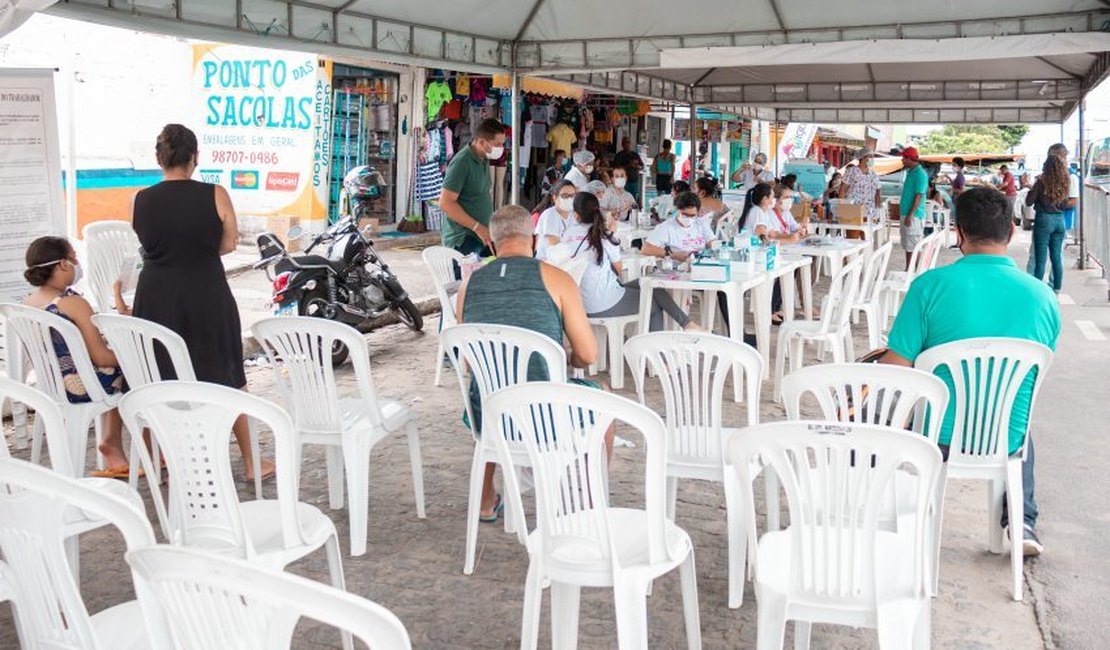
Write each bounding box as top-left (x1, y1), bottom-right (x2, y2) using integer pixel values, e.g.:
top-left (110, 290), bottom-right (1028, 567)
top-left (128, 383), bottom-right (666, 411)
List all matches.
top-left (1, 244), bottom-right (1047, 650)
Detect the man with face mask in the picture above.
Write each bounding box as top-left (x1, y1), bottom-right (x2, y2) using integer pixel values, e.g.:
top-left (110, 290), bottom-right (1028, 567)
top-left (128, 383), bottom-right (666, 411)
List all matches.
top-left (613, 137), bottom-right (644, 201)
top-left (564, 150), bottom-right (596, 191)
top-left (439, 118), bottom-right (507, 256)
top-left (731, 152), bottom-right (775, 191)
top-left (881, 186), bottom-right (1060, 557)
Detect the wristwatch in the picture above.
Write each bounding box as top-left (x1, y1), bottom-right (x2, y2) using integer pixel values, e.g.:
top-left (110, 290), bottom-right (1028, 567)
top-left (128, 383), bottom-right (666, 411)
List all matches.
top-left (664, 244), bottom-right (673, 257)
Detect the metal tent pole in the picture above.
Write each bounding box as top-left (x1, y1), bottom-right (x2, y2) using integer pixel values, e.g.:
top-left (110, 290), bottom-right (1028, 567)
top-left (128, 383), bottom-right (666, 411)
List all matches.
top-left (1078, 96), bottom-right (1087, 270)
top-left (689, 101), bottom-right (697, 185)
top-left (510, 70), bottom-right (521, 206)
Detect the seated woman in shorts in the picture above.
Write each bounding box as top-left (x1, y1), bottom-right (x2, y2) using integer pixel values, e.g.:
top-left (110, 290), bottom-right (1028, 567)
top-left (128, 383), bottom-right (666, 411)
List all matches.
top-left (22, 236), bottom-right (129, 477)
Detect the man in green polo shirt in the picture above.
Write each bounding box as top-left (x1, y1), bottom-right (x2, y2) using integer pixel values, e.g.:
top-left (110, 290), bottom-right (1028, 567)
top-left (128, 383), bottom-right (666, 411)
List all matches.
top-left (899, 146), bottom-right (928, 269)
top-left (439, 118), bottom-right (506, 256)
top-left (881, 186), bottom-right (1060, 556)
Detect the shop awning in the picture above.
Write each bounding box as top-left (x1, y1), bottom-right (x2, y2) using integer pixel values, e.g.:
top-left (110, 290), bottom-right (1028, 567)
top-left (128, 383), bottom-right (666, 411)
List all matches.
top-left (491, 75), bottom-right (583, 101)
top-left (816, 128), bottom-right (865, 148)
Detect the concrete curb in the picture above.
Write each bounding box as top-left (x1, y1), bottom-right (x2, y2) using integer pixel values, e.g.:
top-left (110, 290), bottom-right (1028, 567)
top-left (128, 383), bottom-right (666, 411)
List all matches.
top-left (241, 294), bottom-right (441, 359)
top-left (226, 231), bottom-right (442, 279)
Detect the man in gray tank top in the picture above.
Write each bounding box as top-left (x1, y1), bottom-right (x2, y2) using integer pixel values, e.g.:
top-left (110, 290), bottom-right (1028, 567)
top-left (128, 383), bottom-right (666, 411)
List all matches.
top-left (456, 205), bottom-right (605, 522)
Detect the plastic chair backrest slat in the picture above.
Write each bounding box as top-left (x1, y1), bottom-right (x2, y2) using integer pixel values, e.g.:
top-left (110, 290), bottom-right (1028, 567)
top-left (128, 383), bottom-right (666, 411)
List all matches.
top-left (440, 324), bottom-right (568, 441)
top-left (0, 303), bottom-right (109, 406)
top-left (821, 256), bottom-right (865, 336)
top-left (914, 338), bottom-right (1053, 463)
top-left (0, 378), bottom-right (76, 475)
top-left (858, 241), bottom-right (894, 305)
top-left (782, 363), bottom-right (950, 443)
top-left (0, 458), bottom-right (165, 650)
top-left (422, 246), bottom-right (464, 328)
top-left (82, 221), bottom-right (140, 313)
top-left (625, 332), bottom-right (763, 464)
top-left (127, 546), bottom-right (412, 650)
top-left (487, 383), bottom-right (673, 568)
top-left (728, 422), bottom-right (941, 606)
top-left (119, 382), bottom-right (305, 554)
top-left (93, 313), bottom-right (196, 386)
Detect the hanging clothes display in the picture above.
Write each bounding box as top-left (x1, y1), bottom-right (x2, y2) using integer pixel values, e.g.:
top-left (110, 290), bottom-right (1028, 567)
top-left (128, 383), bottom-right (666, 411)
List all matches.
top-left (425, 79), bottom-right (453, 121)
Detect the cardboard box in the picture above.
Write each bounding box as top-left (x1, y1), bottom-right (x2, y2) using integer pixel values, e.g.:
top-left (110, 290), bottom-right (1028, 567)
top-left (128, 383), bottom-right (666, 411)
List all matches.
top-left (790, 201), bottom-right (812, 221)
top-left (836, 203), bottom-right (866, 224)
top-left (888, 200), bottom-right (901, 220)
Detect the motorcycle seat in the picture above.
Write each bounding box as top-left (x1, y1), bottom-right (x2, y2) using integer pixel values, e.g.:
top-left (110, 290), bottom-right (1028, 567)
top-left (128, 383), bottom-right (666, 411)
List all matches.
top-left (276, 255), bottom-right (346, 275)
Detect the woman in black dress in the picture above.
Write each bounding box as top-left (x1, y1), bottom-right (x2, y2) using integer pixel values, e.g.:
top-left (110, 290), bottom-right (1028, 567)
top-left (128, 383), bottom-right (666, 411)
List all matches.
top-left (132, 124), bottom-right (274, 481)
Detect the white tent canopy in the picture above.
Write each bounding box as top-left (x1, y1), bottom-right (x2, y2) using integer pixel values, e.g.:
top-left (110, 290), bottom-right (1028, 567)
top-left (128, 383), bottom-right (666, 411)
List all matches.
top-left (5, 0), bottom-right (1100, 123)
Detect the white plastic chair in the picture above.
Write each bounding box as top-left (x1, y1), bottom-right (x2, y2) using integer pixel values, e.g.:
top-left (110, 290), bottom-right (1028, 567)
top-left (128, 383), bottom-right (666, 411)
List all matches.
top-left (422, 245), bottom-right (464, 387)
top-left (915, 338), bottom-right (1054, 602)
top-left (251, 316), bottom-right (426, 557)
top-left (624, 331), bottom-right (764, 609)
top-left (93, 313), bottom-right (263, 497)
top-left (851, 240), bottom-right (894, 351)
top-left (773, 256), bottom-right (864, 402)
top-left (586, 313), bottom-right (640, 389)
top-left (0, 325), bottom-right (30, 450)
top-left (728, 422), bottom-right (942, 650)
top-left (782, 363), bottom-right (952, 593)
top-left (127, 545), bottom-right (412, 650)
top-left (879, 231), bottom-right (944, 330)
top-left (0, 303), bottom-right (125, 477)
top-left (486, 383), bottom-right (701, 650)
top-left (117, 381), bottom-right (348, 608)
top-left (0, 457), bottom-right (171, 650)
top-left (439, 323), bottom-right (568, 575)
top-left (82, 220), bottom-right (140, 313)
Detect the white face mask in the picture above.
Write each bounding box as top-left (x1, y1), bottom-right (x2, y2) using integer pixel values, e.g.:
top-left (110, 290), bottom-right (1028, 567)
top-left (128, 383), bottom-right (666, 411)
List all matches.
top-left (486, 146), bottom-right (504, 160)
top-left (780, 198), bottom-right (794, 212)
top-left (71, 261), bottom-right (84, 286)
top-left (556, 197), bottom-right (574, 213)
top-left (753, 164), bottom-right (764, 173)
top-left (613, 177), bottom-right (627, 189)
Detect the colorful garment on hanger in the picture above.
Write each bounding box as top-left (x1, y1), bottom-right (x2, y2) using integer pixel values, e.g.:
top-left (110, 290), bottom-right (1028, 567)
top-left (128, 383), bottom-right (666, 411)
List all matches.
top-left (546, 123), bottom-right (577, 155)
top-left (414, 161), bottom-right (444, 201)
top-left (443, 100), bottom-right (463, 120)
top-left (455, 73), bottom-right (470, 98)
top-left (425, 81), bottom-right (453, 121)
top-left (470, 78), bottom-right (487, 105)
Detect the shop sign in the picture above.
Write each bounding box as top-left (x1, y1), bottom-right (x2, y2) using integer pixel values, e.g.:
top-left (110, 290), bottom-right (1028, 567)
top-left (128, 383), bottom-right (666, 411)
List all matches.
top-left (192, 43), bottom-right (332, 222)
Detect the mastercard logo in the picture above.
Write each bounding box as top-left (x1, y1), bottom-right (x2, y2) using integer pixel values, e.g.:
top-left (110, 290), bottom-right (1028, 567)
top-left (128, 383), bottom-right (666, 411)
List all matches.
top-left (231, 170), bottom-right (259, 189)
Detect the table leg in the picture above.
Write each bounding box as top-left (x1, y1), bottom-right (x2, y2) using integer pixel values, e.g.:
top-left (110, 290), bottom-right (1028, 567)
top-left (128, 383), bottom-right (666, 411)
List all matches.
top-left (703, 289), bottom-right (719, 333)
top-left (781, 273), bottom-right (796, 324)
top-left (637, 277), bottom-right (655, 335)
top-left (800, 265), bottom-right (813, 320)
top-left (725, 286), bottom-right (747, 401)
top-left (753, 280), bottom-right (772, 380)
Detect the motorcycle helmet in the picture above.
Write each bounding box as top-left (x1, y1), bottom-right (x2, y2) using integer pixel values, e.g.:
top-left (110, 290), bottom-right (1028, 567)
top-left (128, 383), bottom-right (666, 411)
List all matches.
top-left (343, 165), bottom-right (385, 216)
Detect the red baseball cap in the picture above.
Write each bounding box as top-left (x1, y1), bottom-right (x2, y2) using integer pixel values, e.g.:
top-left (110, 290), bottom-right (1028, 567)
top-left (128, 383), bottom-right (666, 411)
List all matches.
top-left (901, 146), bottom-right (920, 161)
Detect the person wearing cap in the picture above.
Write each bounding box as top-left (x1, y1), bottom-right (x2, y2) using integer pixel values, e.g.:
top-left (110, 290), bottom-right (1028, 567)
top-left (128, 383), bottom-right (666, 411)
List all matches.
top-left (731, 152), bottom-right (775, 191)
top-left (841, 147), bottom-right (883, 221)
top-left (899, 146), bottom-right (929, 268)
top-left (564, 150), bottom-right (595, 191)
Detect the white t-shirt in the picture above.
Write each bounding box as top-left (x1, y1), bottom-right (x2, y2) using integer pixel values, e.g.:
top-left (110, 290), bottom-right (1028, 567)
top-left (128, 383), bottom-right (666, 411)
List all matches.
top-left (603, 186), bottom-right (636, 220)
top-left (562, 222), bottom-right (624, 313)
top-left (564, 167), bottom-right (589, 190)
top-left (1069, 174), bottom-right (1080, 199)
top-left (652, 194), bottom-right (677, 220)
top-left (535, 206), bottom-right (574, 259)
top-left (646, 216), bottom-right (716, 253)
top-left (752, 206), bottom-right (800, 235)
top-left (738, 168), bottom-right (775, 191)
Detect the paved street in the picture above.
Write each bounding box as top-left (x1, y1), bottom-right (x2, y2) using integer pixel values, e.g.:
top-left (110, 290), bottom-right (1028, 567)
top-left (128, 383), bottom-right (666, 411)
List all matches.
top-left (2, 231), bottom-right (1107, 648)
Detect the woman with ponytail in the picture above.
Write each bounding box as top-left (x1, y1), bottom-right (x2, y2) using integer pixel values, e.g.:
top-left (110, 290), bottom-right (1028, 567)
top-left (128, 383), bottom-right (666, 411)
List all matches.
top-left (564, 192), bottom-right (695, 331)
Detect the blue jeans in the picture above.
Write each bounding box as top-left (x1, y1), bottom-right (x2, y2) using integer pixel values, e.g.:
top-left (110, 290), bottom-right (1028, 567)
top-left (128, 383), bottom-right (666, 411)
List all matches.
top-left (940, 437), bottom-right (1038, 529)
top-left (1032, 212), bottom-right (1065, 292)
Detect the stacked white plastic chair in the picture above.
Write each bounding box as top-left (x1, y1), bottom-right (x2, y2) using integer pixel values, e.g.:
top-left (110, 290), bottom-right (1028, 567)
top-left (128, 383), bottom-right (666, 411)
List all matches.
top-left (440, 323), bottom-right (567, 575)
top-left (422, 245), bottom-right (464, 386)
top-left (93, 313), bottom-right (264, 496)
top-left (0, 457), bottom-right (171, 650)
top-left (773, 256), bottom-right (864, 402)
top-left (850, 240), bottom-right (894, 351)
top-left (915, 338), bottom-right (1053, 601)
top-left (82, 220), bottom-right (140, 313)
top-left (728, 422), bottom-right (942, 650)
top-left (624, 331), bottom-right (764, 609)
top-left (0, 303), bottom-right (127, 478)
top-left (486, 382), bottom-right (701, 649)
top-left (118, 381), bottom-right (348, 596)
top-left (781, 362), bottom-right (951, 593)
top-left (128, 545), bottom-right (411, 650)
top-left (251, 316), bottom-right (426, 557)
top-left (879, 231), bottom-right (945, 331)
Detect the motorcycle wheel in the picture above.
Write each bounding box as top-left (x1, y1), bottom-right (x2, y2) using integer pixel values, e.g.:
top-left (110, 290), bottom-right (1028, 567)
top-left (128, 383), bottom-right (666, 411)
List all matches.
top-left (299, 289), bottom-right (351, 366)
top-left (392, 297), bottom-right (424, 331)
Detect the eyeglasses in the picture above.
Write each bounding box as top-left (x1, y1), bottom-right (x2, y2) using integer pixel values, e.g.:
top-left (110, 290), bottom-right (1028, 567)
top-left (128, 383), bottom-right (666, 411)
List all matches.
top-left (678, 210), bottom-right (699, 218)
top-left (557, 193), bottom-right (576, 199)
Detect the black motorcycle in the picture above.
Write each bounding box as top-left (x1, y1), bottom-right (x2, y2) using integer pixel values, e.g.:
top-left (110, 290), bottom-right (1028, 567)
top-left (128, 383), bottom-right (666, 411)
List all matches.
top-left (254, 216), bottom-right (422, 365)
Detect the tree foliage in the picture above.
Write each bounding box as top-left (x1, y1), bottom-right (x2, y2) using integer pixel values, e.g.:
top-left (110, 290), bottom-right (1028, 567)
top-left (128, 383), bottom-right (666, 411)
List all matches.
top-left (916, 124), bottom-right (1028, 154)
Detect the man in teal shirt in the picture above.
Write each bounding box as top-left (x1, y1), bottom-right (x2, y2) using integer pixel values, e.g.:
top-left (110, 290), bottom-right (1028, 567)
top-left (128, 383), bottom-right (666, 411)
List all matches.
top-left (882, 186), bottom-right (1060, 556)
top-left (438, 118), bottom-right (506, 257)
top-left (899, 146), bottom-right (928, 269)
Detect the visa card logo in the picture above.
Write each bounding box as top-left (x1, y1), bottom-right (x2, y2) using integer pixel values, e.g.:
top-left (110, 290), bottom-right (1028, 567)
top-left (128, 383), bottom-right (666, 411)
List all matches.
top-left (231, 170), bottom-right (259, 189)
top-left (199, 169), bottom-right (223, 184)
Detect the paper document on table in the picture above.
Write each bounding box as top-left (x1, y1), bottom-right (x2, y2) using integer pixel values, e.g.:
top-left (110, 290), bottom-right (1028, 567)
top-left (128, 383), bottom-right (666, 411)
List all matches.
top-left (799, 236), bottom-right (836, 247)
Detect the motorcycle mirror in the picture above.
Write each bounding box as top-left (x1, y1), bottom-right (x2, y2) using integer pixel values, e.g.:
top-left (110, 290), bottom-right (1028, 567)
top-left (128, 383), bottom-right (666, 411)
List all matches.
top-left (287, 226), bottom-right (304, 239)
